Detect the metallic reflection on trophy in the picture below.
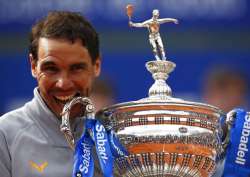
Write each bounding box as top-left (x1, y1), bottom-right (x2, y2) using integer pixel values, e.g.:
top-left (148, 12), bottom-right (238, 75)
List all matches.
top-left (96, 5), bottom-right (233, 177)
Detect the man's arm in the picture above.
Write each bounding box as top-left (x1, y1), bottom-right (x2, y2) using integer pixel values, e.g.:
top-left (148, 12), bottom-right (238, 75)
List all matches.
top-left (0, 130), bottom-right (11, 177)
top-left (158, 18), bottom-right (178, 25)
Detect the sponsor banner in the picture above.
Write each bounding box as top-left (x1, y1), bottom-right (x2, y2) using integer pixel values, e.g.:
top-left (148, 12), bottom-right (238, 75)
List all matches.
top-left (223, 109), bottom-right (250, 177)
top-left (108, 130), bottom-right (129, 158)
top-left (73, 118), bottom-right (128, 177)
top-left (92, 120), bottom-right (113, 177)
top-left (73, 132), bottom-right (94, 177)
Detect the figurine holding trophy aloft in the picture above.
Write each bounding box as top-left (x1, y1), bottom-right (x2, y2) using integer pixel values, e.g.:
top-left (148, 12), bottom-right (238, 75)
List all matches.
top-left (61, 4), bottom-right (250, 177)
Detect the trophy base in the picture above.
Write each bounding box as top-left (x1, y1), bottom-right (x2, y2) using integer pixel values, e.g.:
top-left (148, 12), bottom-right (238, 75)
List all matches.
top-left (115, 152), bottom-right (215, 177)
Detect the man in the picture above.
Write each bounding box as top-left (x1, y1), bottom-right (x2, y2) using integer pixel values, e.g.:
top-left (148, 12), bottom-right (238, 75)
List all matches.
top-left (203, 67), bottom-right (249, 112)
top-left (0, 11), bottom-right (102, 177)
top-left (90, 77), bottom-right (116, 113)
top-left (129, 9), bottom-right (178, 61)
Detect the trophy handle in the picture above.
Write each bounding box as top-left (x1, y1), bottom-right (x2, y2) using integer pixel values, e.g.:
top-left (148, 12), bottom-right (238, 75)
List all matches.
top-left (60, 97), bottom-right (95, 150)
top-left (222, 110), bottom-right (237, 150)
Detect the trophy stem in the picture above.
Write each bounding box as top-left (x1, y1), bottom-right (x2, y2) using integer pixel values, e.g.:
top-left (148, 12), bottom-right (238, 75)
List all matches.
top-left (146, 60), bottom-right (176, 99)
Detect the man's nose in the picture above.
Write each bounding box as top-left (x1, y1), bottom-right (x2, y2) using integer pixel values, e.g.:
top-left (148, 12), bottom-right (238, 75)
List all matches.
top-left (56, 73), bottom-right (74, 90)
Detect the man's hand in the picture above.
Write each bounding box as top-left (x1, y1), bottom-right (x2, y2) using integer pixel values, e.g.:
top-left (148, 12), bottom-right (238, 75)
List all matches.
top-left (174, 19), bottom-right (179, 24)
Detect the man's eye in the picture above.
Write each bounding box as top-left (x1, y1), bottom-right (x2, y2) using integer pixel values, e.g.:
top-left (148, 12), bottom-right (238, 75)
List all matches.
top-left (71, 65), bottom-right (86, 72)
top-left (44, 66), bottom-right (59, 73)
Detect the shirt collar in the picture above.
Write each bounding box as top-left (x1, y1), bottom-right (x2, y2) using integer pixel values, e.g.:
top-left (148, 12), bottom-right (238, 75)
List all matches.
top-left (27, 87), bottom-right (84, 147)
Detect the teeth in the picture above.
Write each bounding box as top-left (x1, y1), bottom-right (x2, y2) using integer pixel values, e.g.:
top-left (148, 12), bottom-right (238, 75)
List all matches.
top-left (55, 95), bottom-right (75, 101)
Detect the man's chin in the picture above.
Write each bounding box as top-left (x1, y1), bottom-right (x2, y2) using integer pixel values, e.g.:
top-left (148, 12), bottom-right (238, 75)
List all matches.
top-left (48, 103), bottom-right (65, 119)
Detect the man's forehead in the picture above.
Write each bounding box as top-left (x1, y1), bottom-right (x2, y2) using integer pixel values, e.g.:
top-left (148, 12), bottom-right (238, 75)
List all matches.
top-left (38, 38), bottom-right (89, 56)
top-left (38, 57), bottom-right (88, 68)
top-left (38, 38), bottom-right (84, 48)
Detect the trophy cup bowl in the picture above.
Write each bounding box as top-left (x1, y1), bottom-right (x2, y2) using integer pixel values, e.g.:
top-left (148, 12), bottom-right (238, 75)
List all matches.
top-left (97, 60), bottom-right (228, 177)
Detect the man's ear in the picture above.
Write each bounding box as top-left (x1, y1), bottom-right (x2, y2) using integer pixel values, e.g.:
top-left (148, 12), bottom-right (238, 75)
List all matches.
top-left (94, 57), bottom-right (101, 77)
top-left (29, 54), bottom-right (37, 78)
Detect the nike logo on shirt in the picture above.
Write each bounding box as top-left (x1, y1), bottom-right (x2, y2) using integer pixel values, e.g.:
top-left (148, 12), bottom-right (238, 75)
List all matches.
top-left (29, 160), bottom-right (48, 173)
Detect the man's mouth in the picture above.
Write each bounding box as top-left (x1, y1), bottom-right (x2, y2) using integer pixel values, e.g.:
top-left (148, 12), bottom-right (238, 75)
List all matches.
top-left (53, 92), bottom-right (80, 105)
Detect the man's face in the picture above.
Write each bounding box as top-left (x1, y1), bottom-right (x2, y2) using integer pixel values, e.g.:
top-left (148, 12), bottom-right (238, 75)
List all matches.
top-left (30, 38), bottom-right (101, 117)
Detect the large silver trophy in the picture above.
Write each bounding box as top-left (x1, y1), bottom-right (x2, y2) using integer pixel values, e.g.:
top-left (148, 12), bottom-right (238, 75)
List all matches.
top-left (96, 5), bottom-right (233, 177)
top-left (60, 5), bottom-right (240, 177)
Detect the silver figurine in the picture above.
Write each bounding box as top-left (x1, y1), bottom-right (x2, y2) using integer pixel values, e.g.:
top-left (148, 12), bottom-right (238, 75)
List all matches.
top-left (127, 5), bottom-right (178, 61)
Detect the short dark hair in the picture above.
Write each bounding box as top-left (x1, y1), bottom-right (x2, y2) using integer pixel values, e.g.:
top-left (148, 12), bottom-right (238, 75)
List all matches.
top-left (29, 11), bottom-right (99, 63)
